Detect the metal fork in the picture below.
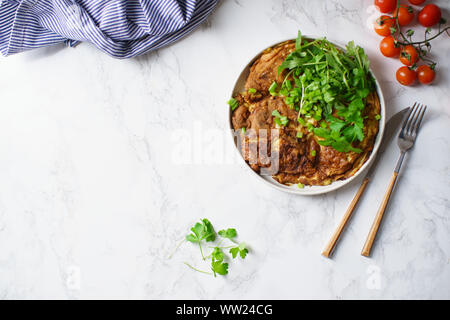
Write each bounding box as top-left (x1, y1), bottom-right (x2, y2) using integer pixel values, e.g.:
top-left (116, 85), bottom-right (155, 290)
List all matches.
top-left (361, 103), bottom-right (427, 257)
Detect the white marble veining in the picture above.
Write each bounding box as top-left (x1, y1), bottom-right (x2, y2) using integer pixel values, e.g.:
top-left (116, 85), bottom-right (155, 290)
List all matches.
top-left (0, 0), bottom-right (449, 299)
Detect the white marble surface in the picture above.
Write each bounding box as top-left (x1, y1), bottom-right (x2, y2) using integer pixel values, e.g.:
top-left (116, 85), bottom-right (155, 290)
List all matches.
top-left (0, 0), bottom-right (449, 300)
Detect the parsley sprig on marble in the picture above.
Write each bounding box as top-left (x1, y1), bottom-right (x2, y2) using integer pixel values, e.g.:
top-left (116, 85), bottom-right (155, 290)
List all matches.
top-left (183, 219), bottom-right (249, 277)
top-left (272, 31), bottom-right (376, 153)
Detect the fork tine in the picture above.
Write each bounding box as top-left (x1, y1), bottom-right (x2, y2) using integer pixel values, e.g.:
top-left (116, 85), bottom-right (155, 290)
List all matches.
top-left (413, 105), bottom-right (427, 135)
top-left (408, 104), bottom-right (423, 135)
top-left (400, 102), bottom-right (416, 132)
top-left (404, 103), bottom-right (419, 135)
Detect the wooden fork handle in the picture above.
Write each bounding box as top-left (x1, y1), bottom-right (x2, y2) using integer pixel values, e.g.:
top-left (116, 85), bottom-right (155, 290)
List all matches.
top-left (322, 177), bottom-right (370, 258)
top-left (361, 172), bottom-right (398, 257)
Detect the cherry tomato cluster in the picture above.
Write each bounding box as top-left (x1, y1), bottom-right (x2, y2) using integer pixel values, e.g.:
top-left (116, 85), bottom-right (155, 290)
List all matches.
top-left (374, 0), bottom-right (448, 86)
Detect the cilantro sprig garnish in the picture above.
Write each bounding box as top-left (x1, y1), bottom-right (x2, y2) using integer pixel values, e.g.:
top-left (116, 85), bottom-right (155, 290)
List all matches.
top-left (185, 218), bottom-right (216, 259)
top-left (229, 243), bottom-right (248, 259)
top-left (218, 228), bottom-right (237, 240)
top-left (178, 220), bottom-right (250, 277)
top-left (273, 31), bottom-right (376, 153)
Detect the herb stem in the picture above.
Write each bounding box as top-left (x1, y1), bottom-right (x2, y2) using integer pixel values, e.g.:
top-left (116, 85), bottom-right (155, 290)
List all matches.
top-left (199, 243), bottom-right (206, 260)
top-left (396, 27), bottom-right (450, 46)
top-left (298, 39), bottom-right (322, 51)
top-left (209, 245), bottom-right (235, 249)
top-left (167, 238), bottom-right (185, 259)
top-left (183, 262), bottom-right (212, 275)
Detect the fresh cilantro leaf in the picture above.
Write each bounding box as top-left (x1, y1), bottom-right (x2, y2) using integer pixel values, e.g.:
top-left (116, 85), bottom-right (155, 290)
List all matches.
top-left (211, 247), bottom-right (224, 262)
top-left (278, 51), bottom-right (309, 74)
top-left (239, 248), bottom-right (248, 259)
top-left (183, 220), bottom-right (250, 278)
top-left (211, 261), bottom-right (228, 277)
top-left (328, 117), bottom-right (346, 132)
top-left (186, 218), bottom-right (216, 243)
top-left (185, 233), bottom-right (199, 243)
top-left (248, 88), bottom-right (257, 93)
top-left (229, 247), bottom-right (239, 259)
top-left (229, 243), bottom-right (248, 259)
top-left (323, 90), bottom-right (335, 103)
top-left (218, 228), bottom-right (237, 240)
top-left (348, 97), bottom-right (364, 112)
top-left (357, 88), bottom-right (370, 98)
top-left (313, 127), bottom-right (330, 138)
top-left (202, 218), bottom-right (216, 242)
top-left (185, 222), bottom-right (204, 243)
top-left (342, 124), bottom-right (364, 143)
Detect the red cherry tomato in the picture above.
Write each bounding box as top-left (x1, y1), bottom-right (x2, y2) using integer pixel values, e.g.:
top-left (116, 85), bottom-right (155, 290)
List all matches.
top-left (375, 0), bottom-right (397, 13)
top-left (418, 4), bottom-right (442, 27)
top-left (374, 15), bottom-right (396, 36)
top-left (417, 65), bottom-right (435, 84)
top-left (408, 0), bottom-right (425, 5)
top-left (396, 66), bottom-right (417, 86)
top-left (380, 36), bottom-right (401, 57)
top-left (400, 45), bottom-right (419, 66)
top-left (394, 5), bottom-right (414, 26)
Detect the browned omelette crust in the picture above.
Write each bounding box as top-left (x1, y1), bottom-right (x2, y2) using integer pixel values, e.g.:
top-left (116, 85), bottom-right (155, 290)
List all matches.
top-left (245, 41), bottom-right (296, 94)
top-left (232, 41), bottom-right (380, 186)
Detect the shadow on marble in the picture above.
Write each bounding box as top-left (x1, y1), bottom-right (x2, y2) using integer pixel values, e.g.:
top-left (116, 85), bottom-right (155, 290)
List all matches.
top-left (21, 43), bottom-right (67, 61)
top-left (134, 0), bottom-right (225, 63)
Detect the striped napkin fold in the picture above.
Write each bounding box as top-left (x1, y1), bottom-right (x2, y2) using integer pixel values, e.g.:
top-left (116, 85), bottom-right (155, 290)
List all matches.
top-left (0, 0), bottom-right (218, 59)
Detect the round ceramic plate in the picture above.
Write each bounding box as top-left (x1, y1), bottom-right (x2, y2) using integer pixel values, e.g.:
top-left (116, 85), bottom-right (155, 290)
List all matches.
top-left (228, 37), bottom-right (386, 195)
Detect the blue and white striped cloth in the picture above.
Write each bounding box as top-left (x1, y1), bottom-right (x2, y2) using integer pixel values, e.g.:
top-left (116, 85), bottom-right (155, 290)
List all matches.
top-left (0, 0), bottom-right (218, 59)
